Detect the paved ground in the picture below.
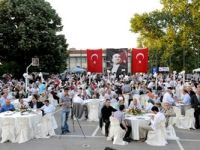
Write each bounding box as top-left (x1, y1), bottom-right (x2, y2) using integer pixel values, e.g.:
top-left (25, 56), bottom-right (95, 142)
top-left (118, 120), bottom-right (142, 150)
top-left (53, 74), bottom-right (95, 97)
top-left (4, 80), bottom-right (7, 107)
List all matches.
top-left (1, 109), bottom-right (200, 150)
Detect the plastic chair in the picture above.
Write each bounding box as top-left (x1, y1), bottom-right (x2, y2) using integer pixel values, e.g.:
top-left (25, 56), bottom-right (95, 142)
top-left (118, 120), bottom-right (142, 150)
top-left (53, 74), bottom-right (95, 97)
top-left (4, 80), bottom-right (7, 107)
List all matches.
top-left (165, 125), bottom-right (179, 140)
top-left (146, 119), bottom-right (167, 146)
top-left (176, 108), bottom-right (195, 129)
top-left (107, 117), bottom-right (128, 145)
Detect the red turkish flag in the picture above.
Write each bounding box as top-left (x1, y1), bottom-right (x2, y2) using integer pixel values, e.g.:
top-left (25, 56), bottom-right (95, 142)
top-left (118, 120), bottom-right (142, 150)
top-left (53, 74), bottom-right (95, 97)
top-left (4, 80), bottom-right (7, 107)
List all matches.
top-left (132, 48), bottom-right (148, 73)
top-left (87, 49), bottom-right (103, 73)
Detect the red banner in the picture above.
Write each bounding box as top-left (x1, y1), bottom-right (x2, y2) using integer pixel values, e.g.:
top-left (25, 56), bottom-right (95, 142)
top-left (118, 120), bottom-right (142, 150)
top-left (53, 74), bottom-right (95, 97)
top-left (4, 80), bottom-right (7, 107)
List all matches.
top-left (87, 49), bottom-right (103, 73)
top-left (132, 48), bottom-right (148, 73)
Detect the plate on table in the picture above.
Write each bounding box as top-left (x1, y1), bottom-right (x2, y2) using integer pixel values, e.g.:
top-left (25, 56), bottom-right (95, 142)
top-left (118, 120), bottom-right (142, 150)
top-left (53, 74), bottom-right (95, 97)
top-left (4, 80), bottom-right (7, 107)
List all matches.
top-left (144, 113), bottom-right (155, 117)
top-left (136, 116), bottom-right (145, 120)
top-left (21, 112), bottom-right (29, 115)
top-left (4, 111), bottom-right (14, 116)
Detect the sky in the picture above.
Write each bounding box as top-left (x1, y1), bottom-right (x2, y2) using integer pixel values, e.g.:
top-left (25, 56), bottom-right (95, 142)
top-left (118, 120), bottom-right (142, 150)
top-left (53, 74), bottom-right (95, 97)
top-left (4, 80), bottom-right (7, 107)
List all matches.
top-left (46, 0), bottom-right (162, 49)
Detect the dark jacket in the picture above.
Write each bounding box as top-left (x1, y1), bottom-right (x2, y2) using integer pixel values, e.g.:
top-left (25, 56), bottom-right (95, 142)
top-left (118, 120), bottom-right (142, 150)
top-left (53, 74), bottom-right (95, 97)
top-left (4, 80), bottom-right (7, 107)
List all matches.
top-left (29, 101), bottom-right (44, 109)
top-left (101, 106), bottom-right (116, 121)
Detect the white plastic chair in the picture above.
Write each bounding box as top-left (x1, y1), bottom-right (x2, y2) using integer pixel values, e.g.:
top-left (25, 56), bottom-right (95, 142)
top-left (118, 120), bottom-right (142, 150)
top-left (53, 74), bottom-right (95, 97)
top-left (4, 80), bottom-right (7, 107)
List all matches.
top-left (107, 117), bottom-right (128, 145)
top-left (35, 113), bottom-right (57, 138)
top-left (172, 106), bottom-right (183, 127)
top-left (1, 117), bottom-right (16, 143)
top-left (165, 125), bottom-right (179, 140)
top-left (87, 99), bottom-right (100, 121)
top-left (176, 108), bottom-right (195, 129)
top-left (146, 119), bottom-right (167, 146)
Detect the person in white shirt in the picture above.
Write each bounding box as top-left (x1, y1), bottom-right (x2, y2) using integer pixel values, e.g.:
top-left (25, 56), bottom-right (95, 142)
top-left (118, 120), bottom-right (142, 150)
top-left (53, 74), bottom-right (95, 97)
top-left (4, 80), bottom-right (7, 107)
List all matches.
top-left (40, 100), bottom-right (56, 115)
top-left (128, 98), bottom-right (141, 110)
top-left (162, 87), bottom-right (175, 105)
top-left (139, 106), bottom-right (166, 141)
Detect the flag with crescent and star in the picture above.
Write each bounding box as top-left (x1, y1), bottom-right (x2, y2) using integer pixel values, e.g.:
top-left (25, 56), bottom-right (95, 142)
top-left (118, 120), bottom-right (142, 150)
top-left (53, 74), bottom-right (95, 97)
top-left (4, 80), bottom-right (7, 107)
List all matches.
top-left (132, 48), bottom-right (148, 73)
top-left (87, 49), bottom-right (103, 73)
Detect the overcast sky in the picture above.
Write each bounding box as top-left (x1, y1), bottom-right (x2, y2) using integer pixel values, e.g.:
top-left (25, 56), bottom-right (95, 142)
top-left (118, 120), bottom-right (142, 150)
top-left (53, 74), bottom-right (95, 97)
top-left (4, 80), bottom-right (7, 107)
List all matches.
top-left (46, 0), bottom-right (162, 49)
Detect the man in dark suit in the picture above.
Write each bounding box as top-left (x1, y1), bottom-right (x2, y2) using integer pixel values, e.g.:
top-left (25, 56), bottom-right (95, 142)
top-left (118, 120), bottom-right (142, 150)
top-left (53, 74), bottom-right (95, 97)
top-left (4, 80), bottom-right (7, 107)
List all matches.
top-left (110, 53), bottom-right (127, 78)
top-left (190, 85), bottom-right (200, 129)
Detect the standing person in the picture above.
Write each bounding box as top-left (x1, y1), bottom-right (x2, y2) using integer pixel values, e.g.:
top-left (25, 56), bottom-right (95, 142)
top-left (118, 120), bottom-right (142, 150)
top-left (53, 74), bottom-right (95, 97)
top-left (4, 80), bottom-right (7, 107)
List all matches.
top-left (113, 105), bottom-right (132, 142)
top-left (100, 99), bottom-right (117, 137)
top-left (60, 88), bottom-right (72, 134)
top-left (122, 81), bottom-right (131, 108)
top-left (191, 84), bottom-right (200, 129)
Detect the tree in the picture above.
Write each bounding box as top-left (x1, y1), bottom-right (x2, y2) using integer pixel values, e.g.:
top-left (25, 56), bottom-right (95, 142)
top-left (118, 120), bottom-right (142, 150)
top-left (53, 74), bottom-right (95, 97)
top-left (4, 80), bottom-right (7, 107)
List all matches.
top-left (0, 0), bottom-right (68, 77)
top-left (130, 0), bottom-right (200, 72)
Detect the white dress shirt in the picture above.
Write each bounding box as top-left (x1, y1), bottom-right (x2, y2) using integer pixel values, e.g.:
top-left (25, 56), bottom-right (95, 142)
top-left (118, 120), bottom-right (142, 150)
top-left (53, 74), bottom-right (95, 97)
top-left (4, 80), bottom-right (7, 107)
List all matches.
top-left (162, 92), bottom-right (175, 105)
top-left (111, 64), bottom-right (119, 73)
top-left (41, 104), bottom-right (55, 114)
top-left (150, 112), bottom-right (166, 130)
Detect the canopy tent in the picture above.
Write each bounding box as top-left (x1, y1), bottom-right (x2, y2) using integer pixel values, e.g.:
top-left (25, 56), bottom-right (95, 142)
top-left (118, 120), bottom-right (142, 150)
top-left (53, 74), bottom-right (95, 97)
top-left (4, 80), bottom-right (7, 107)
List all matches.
top-left (193, 68), bottom-right (200, 73)
top-left (70, 66), bottom-right (86, 74)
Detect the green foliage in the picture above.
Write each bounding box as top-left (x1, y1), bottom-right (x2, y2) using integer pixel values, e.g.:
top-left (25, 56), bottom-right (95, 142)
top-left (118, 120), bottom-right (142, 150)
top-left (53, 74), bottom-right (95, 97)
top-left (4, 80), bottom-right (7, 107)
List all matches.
top-left (130, 0), bottom-right (200, 72)
top-left (0, 0), bottom-right (68, 77)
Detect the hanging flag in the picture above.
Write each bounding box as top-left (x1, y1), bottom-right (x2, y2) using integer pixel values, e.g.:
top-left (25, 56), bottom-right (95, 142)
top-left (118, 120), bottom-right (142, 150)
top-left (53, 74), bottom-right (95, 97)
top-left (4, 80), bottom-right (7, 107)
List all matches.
top-left (87, 49), bottom-right (103, 73)
top-left (132, 48), bottom-right (148, 73)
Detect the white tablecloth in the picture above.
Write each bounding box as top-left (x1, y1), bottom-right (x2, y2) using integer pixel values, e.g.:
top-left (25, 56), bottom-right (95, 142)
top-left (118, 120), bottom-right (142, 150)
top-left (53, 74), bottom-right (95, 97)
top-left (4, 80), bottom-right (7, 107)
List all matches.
top-left (125, 114), bottom-right (151, 140)
top-left (0, 111), bottom-right (42, 143)
top-left (84, 99), bottom-right (104, 121)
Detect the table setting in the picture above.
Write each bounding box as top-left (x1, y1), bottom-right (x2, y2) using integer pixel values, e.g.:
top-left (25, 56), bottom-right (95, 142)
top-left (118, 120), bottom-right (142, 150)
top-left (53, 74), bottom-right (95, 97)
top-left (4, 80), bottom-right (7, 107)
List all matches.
top-left (125, 108), bottom-right (153, 140)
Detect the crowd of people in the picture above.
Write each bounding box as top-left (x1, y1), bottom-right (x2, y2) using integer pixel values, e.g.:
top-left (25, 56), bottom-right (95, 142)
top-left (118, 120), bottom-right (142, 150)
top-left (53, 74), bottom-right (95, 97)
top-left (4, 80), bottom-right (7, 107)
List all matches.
top-left (0, 71), bottom-right (199, 143)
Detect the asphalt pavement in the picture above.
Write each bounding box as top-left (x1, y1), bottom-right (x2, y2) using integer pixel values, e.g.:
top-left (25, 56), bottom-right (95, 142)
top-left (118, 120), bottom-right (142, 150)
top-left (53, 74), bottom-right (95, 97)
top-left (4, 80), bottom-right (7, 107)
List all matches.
top-left (0, 109), bottom-right (200, 150)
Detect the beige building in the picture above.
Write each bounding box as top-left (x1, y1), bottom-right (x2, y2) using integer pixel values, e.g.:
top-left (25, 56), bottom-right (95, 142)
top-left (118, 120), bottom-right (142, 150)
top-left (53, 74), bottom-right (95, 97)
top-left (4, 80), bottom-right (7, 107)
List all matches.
top-left (66, 48), bottom-right (132, 73)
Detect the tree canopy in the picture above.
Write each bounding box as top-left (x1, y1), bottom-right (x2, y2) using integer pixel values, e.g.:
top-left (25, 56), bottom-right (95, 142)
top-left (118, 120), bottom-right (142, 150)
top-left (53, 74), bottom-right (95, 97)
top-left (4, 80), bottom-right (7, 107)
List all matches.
top-left (0, 0), bottom-right (68, 77)
top-left (130, 0), bottom-right (200, 72)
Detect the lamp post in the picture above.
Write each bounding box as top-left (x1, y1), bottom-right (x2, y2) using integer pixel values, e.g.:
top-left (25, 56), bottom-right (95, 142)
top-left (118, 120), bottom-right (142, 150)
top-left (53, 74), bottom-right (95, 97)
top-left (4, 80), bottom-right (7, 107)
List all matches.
top-left (24, 57), bottom-right (39, 95)
top-left (183, 0), bottom-right (192, 70)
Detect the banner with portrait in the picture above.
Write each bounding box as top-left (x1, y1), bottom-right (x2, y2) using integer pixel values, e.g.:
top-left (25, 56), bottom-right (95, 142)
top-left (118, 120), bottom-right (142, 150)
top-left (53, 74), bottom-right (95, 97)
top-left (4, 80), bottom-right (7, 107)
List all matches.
top-left (106, 48), bottom-right (128, 76)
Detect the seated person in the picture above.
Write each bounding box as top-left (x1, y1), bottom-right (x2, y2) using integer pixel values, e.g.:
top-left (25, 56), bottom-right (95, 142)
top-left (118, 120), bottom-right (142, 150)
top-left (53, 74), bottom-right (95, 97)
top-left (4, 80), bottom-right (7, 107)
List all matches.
top-left (29, 94), bottom-right (44, 109)
top-left (39, 91), bottom-right (48, 103)
top-left (139, 106), bottom-right (166, 142)
top-left (100, 99), bottom-right (117, 137)
top-left (161, 102), bottom-right (176, 127)
top-left (16, 98), bottom-right (29, 110)
top-left (144, 99), bottom-right (154, 112)
top-left (0, 99), bottom-right (15, 112)
top-left (128, 98), bottom-right (141, 110)
top-left (155, 102), bottom-right (162, 111)
top-left (113, 105), bottom-right (132, 142)
top-left (40, 99), bottom-right (56, 115)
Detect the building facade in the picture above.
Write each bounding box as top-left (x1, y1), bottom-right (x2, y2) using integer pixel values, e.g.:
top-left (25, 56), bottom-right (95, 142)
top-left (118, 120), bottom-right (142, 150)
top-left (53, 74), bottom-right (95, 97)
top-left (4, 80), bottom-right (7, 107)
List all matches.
top-left (66, 48), bottom-right (132, 73)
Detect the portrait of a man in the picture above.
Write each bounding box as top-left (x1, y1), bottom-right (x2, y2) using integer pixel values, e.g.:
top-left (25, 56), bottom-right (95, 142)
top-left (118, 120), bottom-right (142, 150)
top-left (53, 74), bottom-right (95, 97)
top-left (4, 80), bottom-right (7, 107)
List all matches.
top-left (106, 48), bottom-right (128, 77)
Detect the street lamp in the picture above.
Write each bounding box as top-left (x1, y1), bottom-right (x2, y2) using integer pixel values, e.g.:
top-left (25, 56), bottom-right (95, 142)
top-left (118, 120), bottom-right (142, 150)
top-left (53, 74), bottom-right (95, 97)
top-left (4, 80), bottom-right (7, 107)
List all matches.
top-left (183, 0), bottom-right (192, 70)
top-left (24, 57), bottom-right (39, 94)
